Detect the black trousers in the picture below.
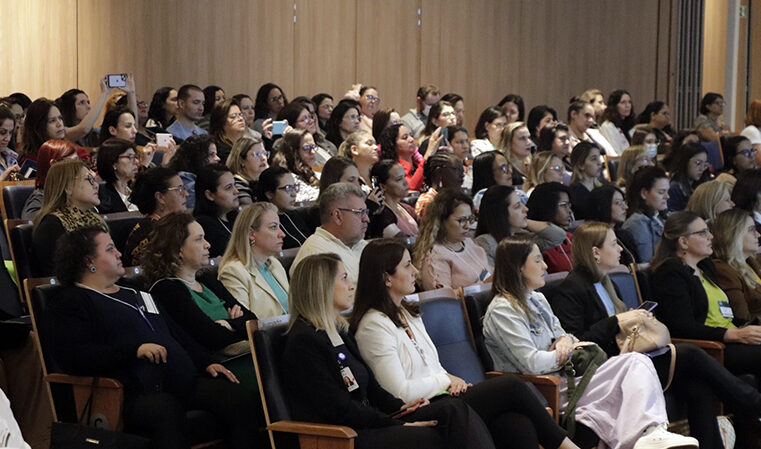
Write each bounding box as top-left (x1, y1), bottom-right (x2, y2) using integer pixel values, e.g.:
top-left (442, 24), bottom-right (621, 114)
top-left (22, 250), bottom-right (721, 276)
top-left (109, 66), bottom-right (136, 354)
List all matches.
top-left (459, 375), bottom-right (568, 449)
top-left (123, 377), bottom-right (263, 449)
top-left (651, 342), bottom-right (761, 449)
top-left (355, 396), bottom-right (494, 449)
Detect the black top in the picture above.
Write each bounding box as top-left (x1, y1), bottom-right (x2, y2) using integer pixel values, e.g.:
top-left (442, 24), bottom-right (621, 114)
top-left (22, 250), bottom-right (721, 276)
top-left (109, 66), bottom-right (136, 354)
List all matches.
top-left (195, 210), bottom-right (237, 258)
top-left (149, 277), bottom-right (256, 351)
top-left (282, 319), bottom-right (404, 429)
top-left (568, 182), bottom-right (591, 220)
top-left (215, 140), bottom-right (232, 164)
top-left (651, 257), bottom-right (736, 341)
top-left (33, 214), bottom-right (66, 276)
top-left (552, 269), bottom-right (622, 356)
top-left (44, 285), bottom-right (215, 396)
top-left (615, 226), bottom-right (640, 265)
top-left (98, 183), bottom-right (129, 215)
top-left (279, 209), bottom-right (314, 249)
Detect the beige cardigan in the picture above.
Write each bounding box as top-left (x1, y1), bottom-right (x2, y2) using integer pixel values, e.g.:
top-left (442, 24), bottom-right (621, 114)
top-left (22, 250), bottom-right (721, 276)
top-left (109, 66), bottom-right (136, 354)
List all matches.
top-left (218, 256), bottom-right (290, 319)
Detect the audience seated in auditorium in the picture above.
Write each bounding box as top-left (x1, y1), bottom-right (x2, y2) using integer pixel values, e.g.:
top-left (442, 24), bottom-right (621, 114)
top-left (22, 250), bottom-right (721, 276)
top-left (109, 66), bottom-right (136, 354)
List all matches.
top-left (526, 105), bottom-right (557, 145)
top-left (667, 142), bottom-right (709, 211)
top-left (198, 85), bottom-right (225, 131)
top-left (621, 166), bottom-right (669, 263)
top-left (96, 138), bottom-right (139, 213)
top-left (379, 123), bottom-right (438, 192)
top-left (283, 252), bottom-right (494, 449)
top-left (208, 98), bottom-right (245, 162)
top-left (46, 226), bottom-right (260, 449)
top-left (567, 141), bottom-right (603, 220)
top-left (475, 185), bottom-right (566, 267)
top-left (123, 167), bottom-right (188, 266)
top-left (325, 99), bottom-right (362, 149)
top-left (225, 136), bottom-right (268, 205)
top-left (193, 164), bottom-right (239, 258)
top-left (470, 106), bottom-right (507, 157)
top-left (252, 82), bottom-right (287, 133)
top-left (311, 92), bottom-right (333, 133)
top-left (290, 182), bottom-right (368, 285)
top-left (587, 185), bottom-right (640, 264)
top-left (721, 135), bottom-right (757, 180)
top-left (615, 145), bottom-right (653, 190)
top-left (145, 86), bottom-right (177, 133)
top-left (168, 134), bottom-right (220, 209)
top-left (166, 84), bottom-right (208, 141)
top-left (33, 159), bottom-right (107, 275)
top-left (283, 97), bottom-right (338, 164)
top-left (441, 93), bottom-right (465, 127)
top-left (694, 93), bottom-right (727, 142)
top-left (353, 238), bottom-right (581, 449)
top-left (414, 188), bottom-right (490, 290)
top-left (257, 166), bottom-right (313, 249)
top-left (415, 152), bottom-right (464, 218)
top-left (357, 86), bottom-right (380, 134)
top-left (471, 151), bottom-right (514, 211)
top-left (19, 99), bottom-right (66, 165)
top-left (525, 182), bottom-right (574, 273)
top-left (482, 236), bottom-right (699, 449)
top-left (685, 180), bottom-right (734, 223)
top-left (418, 101), bottom-right (456, 155)
top-left (497, 93), bottom-right (524, 124)
top-left (500, 122), bottom-right (531, 187)
top-left (636, 101), bottom-right (674, 152)
top-left (21, 139), bottom-right (88, 220)
top-left (272, 128), bottom-right (320, 202)
top-left (711, 209), bottom-right (761, 322)
top-left (400, 84), bottom-right (441, 140)
top-left (524, 151), bottom-right (565, 196)
top-left (218, 202), bottom-right (288, 319)
top-left (535, 122), bottom-right (572, 184)
top-left (599, 89), bottom-right (635, 156)
top-left (338, 130), bottom-right (379, 188)
top-left (367, 160), bottom-right (418, 239)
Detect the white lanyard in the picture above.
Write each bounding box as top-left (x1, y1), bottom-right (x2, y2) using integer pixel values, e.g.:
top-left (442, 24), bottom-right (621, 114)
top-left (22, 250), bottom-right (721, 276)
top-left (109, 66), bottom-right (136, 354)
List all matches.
top-left (75, 284), bottom-right (155, 331)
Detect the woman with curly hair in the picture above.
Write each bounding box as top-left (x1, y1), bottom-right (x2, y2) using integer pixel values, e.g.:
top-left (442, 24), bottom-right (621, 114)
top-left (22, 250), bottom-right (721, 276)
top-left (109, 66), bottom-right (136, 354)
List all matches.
top-left (168, 134), bottom-right (221, 209)
top-left (273, 129), bottom-right (319, 202)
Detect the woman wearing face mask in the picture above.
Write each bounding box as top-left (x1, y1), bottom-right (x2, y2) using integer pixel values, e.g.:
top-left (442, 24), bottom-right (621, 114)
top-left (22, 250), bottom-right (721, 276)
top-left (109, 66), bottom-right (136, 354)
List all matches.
top-left (567, 142), bottom-right (603, 220)
top-left (630, 125), bottom-right (661, 162)
top-left (475, 185), bottom-right (567, 267)
top-left (226, 136), bottom-right (268, 205)
top-left (667, 142), bottom-right (709, 212)
top-left (525, 182), bottom-right (575, 273)
top-left (367, 160), bottom-right (419, 239)
top-left (257, 166), bottom-right (314, 249)
top-left (599, 90), bottom-right (636, 156)
top-left (193, 164), bottom-right (240, 258)
top-left (621, 166), bottom-right (670, 263)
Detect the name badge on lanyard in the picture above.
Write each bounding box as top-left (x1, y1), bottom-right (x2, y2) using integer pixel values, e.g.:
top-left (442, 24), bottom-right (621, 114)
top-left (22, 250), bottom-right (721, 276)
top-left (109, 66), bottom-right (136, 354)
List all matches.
top-left (718, 301), bottom-right (734, 319)
top-left (337, 352), bottom-right (359, 392)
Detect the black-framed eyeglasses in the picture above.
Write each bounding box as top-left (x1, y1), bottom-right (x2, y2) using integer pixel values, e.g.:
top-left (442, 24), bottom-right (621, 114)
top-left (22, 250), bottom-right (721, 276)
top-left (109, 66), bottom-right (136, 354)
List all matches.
top-left (338, 207), bottom-right (369, 217)
top-left (269, 94), bottom-right (284, 103)
top-left (454, 215), bottom-right (476, 226)
top-left (81, 175), bottom-right (97, 186)
top-left (740, 149), bottom-right (757, 158)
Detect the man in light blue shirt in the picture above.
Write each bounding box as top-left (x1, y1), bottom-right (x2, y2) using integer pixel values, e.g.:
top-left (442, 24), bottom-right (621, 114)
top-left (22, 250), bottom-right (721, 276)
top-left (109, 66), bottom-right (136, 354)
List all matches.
top-left (166, 84), bottom-right (207, 141)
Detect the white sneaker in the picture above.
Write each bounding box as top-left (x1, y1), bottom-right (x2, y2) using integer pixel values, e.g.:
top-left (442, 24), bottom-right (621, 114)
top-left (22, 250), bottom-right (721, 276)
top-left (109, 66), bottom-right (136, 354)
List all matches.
top-left (633, 423), bottom-right (699, 449)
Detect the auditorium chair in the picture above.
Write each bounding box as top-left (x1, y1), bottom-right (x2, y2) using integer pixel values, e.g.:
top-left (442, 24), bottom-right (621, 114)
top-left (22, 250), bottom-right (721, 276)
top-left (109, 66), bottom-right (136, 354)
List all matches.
top-left (25, 278), bottom-right (224, 447)
top-left (247, 317), bottom-right (357, 449)
top-left (101, 211), bottom-right (144, 255)
top-left (276, 247), bottom-right (300, 277)
top-left (608, 269), bottom-right (641, 310)
top-left (1, 184), bottom-right (34, 220)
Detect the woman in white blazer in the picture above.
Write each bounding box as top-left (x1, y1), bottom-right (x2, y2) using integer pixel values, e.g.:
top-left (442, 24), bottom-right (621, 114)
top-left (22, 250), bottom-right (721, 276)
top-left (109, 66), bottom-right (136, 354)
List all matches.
top-left (218, 202), bottom-right (290, 318)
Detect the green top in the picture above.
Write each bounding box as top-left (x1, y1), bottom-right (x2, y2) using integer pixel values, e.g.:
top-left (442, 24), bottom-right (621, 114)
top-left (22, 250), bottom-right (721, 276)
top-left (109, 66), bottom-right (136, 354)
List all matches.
top-left (701, 274), bottom-right (736, 329)
top-left (188, 284), bottom-right (228, 321)
top-left (259, 262), bottom-right (288, 313)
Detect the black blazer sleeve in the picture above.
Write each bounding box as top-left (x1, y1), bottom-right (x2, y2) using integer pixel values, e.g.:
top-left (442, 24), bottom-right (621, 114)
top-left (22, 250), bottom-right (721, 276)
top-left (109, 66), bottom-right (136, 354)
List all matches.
top-left (97, 183), bottom-right (128, 215)
top-left (344, 333), bottom-right (404, 414)
top-left (33, 214), bottom-right (66, 276)
top-left (149, 279), bottom-right (242, 351)
top-left (282, 322), bottom-right (402, 429)
top-left (651, 258), bottom-right (728, 341)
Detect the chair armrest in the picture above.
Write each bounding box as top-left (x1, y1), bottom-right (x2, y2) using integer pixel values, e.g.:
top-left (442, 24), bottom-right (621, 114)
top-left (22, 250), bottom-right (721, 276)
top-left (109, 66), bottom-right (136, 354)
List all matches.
top-left (45, 374), bottom-right (122, 388)
top-left (44, 374), bottom-right (123, 430)
top-left (671, 338), bottom-right (725, 365)
top-left (513, 374), bottom-right (562, 422)
top-left (268, 420), bottom-right (357, 438)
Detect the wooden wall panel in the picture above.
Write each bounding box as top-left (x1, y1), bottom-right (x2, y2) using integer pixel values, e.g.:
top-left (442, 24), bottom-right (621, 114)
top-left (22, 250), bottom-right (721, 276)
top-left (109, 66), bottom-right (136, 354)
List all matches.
top-left (356, 0), bottom-right (422, 120)
top-left (702, 0), bottom-right (728, 96)
top-left (293, 0), bottom-right (356, 100)
top-left (752, 0), bottom-right (761, 102)
top-left (0, 0), bottom-right (78, 99)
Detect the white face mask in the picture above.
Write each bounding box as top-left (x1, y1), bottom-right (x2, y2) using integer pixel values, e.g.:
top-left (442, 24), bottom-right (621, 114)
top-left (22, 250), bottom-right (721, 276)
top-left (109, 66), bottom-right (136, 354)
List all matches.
top-left (422, 104), bottom-right (432, 117)
top-left (645, 143), bottom-right (658, 158)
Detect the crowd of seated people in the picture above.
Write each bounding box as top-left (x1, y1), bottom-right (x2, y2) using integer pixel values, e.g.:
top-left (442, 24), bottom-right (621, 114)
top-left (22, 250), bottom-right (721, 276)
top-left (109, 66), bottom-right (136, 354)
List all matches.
top-left (7, 77), bottom-right (761, 449)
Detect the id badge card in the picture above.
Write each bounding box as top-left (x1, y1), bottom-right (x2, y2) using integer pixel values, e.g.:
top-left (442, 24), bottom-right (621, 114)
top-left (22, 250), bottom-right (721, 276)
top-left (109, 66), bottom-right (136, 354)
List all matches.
top-left (340, 367), bottom-right (359, 392)
top-left (718, 301), bottom-right (734, 319)
top-left (478, 268), bottom-right (491, 282)
top-left (140, 292), bottom-right (160, 314)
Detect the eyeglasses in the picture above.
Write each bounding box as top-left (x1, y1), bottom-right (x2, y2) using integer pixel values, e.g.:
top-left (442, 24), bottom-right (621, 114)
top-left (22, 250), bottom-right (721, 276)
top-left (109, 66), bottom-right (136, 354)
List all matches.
top-left (277, 184), bottom-right (300, 193)
top-left (13, 113), bottom-right (25, 121)
top-left (228, 112), bottom-right (244, 120)
top-left (454, 215), bottom-right (477, 226)
top-left (390, 119), bottom-right (402, 126)
top-left (251, 150), bottom-right (270, 159)
top-left (740, 149), bottom-right (757, 158)
top-left (346, 114), bottom-right (360, 121)
top-left (692, 159), bottom-right (708, 168)
top-left (269, 95), bottom-right (284, 103)
top-left (548, 165), bottom-right (563, 173)
top-left (296, 115), bottom-right (314, 124)
top-left (490, 121), bottom-right (507, 129)
top-left (557, 201), bottom-right (572, 210)
top-left (684, 228), bottom-right (710, 238)
top-left (338, 207), bottom-right (369, 217)
top-left (81, 175), bottom-right (97, 186)
top-left (364, 95), bottom-right (380, 104)
top-left (119, 154), bottom-right (137, 161)
top-left (496, 164), bottom-right (509, 173)
top-left (613, 199), bottom-right (626, 207)
top-left (166, 184), bottom-right (187, 194)
top-left (301, 144), bottom-right (317, 152)
top-left (320, 104), bottom-right (334, 111)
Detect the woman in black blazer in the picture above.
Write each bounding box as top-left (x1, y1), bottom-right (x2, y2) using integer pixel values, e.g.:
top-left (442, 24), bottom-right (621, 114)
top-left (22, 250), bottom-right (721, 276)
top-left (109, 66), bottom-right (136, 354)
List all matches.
top-left (96, 138), bottom-right (139, 213)
top-left (553, 221), bottom-right (761, 448)
top-left (282, 253), bottom-right (498, 449)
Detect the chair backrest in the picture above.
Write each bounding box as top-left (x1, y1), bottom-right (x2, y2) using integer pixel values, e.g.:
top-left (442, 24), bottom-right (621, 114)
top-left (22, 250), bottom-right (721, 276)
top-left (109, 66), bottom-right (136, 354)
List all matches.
top-left (26, 279), bottom-right (63, 374)
top-left (102, 212), bottom-right (144, 255)
top-left (609, 270), bottom-right (642, 308)
top-left (418, 293), bottom-right (486, 385)
top-left (277, 247), bottom-right (300, 276)
top-left (247, 319), bottom-right (293, 426)
top-left (630, 263), bottom-right (652, 303)
top-left (537, 271), bottom-right (568, 305)
top-left (701, 140), bottom-right (724, 172)
top-left (606, 157), bottom-right (620, 183)
top-left (461, 282), bottom-right (495, 371)
top-left (2, 185), bottom-right (34, 220)
top-left (7, 219), bottom-right (38, 283)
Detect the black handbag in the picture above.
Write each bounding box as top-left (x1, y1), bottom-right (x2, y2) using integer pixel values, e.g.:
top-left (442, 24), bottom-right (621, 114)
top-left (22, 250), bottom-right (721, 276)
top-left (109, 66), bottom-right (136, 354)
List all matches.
top-left (49, 378), bottom-right (151, 449)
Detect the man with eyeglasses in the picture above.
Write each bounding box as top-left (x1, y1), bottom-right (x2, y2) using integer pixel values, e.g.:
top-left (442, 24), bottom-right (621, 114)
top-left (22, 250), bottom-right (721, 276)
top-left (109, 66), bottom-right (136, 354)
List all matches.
top-left (401, 84), bottom-right (441, 139)
top-left (290, 183), bottom-right (369, 287)
top-left (166, 84), bottom-right (208, 142)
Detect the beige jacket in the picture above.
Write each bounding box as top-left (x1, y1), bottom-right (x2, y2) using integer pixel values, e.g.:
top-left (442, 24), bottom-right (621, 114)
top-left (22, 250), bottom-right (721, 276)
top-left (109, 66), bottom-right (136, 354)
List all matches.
top-left (218, 257), bottom-right (289, 319)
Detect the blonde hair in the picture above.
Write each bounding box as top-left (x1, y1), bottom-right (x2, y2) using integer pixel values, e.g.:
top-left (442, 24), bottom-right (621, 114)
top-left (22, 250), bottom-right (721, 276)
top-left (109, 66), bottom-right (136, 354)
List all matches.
top-left (526, 151), bottom-right (560, 191)
top-left (686, 180), bottom-right (732, 222)
top-left (337, 131), bottom-right (371, 159)
top-left (220, 202), bottom-right (278, 269)
top-left (498, 122), bottom-right (525, 154)
top-left (226, 136), bottom-right (263, 180)
top-left (579, 89), bottom-right (604, 105)
top-left (617, 145), bottom-right (649, 188)
top-left (571, 221), bottom-right (627, 312)
top-left (287, 253), bottom-right (348, 334)
top-left (710, 209), bottom-right (758, 288)
top-left (34, 159), bottom-right (88, 229)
